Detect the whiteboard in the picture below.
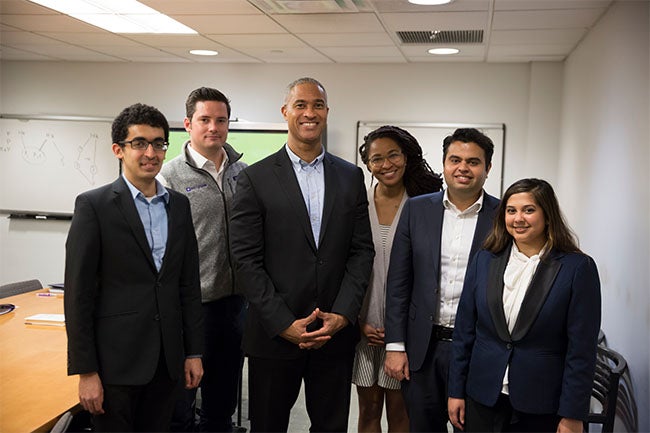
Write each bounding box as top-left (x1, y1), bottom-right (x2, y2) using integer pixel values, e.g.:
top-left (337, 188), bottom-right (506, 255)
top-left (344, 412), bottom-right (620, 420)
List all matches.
top-left (0, 117), bottom-right (119, 214)
top-left (356, 122), bottom-right (505, 198)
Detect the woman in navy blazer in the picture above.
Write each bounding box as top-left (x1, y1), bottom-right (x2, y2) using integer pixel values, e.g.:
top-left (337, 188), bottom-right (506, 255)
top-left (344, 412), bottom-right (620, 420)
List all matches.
top-left (448, 178), bottom-right (601, 433)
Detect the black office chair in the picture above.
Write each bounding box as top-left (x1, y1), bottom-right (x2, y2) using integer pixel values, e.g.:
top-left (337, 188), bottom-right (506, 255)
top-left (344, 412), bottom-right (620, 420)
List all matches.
top-left (0, 279), bottom-right (43, 298)
top-left (585, 346), bottom-right (637, 432)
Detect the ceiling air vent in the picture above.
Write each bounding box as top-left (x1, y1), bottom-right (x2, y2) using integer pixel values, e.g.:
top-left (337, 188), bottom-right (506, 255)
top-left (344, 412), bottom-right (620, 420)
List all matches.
top-left (397, 30), bottom-right (483, 44)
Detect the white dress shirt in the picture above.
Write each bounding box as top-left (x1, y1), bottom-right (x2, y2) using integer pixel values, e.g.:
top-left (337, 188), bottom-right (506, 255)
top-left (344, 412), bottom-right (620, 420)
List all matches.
top-left (386, 190), bottom-right (483, 352)
top-left (437, 190), bottom-right (483, 327)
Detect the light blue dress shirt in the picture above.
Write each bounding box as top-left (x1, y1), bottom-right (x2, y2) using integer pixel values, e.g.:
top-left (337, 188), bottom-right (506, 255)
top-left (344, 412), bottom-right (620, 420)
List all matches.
top-left (285, 144), bottom-right (325, 247)
top-left (122, 175), bottom-right (169, 271)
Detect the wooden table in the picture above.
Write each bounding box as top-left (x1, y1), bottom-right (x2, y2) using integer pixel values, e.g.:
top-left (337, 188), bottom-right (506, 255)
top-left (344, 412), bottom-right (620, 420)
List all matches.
top-left (0, 290), bottom-right (80, 433)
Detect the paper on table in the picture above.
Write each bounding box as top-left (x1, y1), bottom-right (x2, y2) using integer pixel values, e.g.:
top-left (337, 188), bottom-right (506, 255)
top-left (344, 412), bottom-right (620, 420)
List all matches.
top-left (24, 313), bottom-right (65, 326)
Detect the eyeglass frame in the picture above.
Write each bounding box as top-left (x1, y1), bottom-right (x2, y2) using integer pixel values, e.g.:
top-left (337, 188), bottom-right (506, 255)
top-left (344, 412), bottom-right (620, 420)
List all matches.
top-left (368, 151), bottom-right (405, 168)
top-left (117, 138), bottom-right (169, 152)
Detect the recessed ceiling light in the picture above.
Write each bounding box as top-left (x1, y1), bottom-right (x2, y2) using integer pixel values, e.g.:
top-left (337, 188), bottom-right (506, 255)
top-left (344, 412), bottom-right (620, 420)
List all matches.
top-left (27, 0), bottom-right (196, 34)
top-left (409, 0), bottom-right (455, 5)
top-left (428, 47), bottom-right (460, 55)
top-left (190, 50), bottom-right (219, 56)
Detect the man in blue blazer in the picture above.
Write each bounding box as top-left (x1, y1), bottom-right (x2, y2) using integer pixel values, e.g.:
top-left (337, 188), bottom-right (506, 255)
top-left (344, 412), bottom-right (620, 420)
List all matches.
top-left (64, 103), bottom-right (204, 432)
top-left (384, 128), bottom-right (500, 432)
top-left (230, 78), bottom-right (374, 433)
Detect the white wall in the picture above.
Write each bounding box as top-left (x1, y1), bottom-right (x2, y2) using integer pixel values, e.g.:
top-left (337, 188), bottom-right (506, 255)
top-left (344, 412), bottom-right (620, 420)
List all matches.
top-left (559, 1), bottom-right (650, 429)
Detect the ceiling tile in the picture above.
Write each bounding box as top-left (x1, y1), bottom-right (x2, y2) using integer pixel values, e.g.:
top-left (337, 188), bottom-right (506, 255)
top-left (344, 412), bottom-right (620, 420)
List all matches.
top-left (494, 0), bottom-right (611, 11)
top-left (38, 32), bottom-right (143, 47)
top-left (492, 8), bottom-right (605, 30)
top-left (381, 11), bottom-right (489, 30)
top-left (488, 43), bottom-right (575, 57)
top-left (124, 34), bottom-right (222, 49)
top-left (490, 28), bottom-right (586, 45)
top-left (234, 46), bottom-right (332, 63)
top-left (140, 0), bottom-right (262, 15)
top-left (318, 45), bottom-right (403, 57)
top-left (274, 13), bottom-right (384, 33)
top-left (299, 32), bottom-right (394, 47)
top-left (171, 14), bottom-right (286, 34)
top-left (207, 34), bottom-right (307, 48)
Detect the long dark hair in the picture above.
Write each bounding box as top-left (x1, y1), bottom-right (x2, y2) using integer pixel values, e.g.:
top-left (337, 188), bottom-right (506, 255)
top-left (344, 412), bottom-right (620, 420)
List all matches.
top-left (484, 178), bottom-right (581, 259)
top-left (359, 125), bottom-right (442, 197)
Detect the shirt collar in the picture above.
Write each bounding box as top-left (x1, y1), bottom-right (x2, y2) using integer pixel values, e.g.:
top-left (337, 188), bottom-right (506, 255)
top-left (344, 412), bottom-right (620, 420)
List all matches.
top-left (285, 143), bottom-right (325, 170)
top-left (443, 189), bottom-right (484, 215)
top-left (122, 174), bottom-right (169, 203)
top-left (187, 141), bottom-right (229, 171)
top-left (511, 241), bottom-right (548, 262)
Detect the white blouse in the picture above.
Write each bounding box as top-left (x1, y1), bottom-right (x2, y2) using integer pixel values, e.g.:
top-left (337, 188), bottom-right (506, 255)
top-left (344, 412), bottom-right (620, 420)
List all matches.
top-left (501, 242), bottom-right (545, 394)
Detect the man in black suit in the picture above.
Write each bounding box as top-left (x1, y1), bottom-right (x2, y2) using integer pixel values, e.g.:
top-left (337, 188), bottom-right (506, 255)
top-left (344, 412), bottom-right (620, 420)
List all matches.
top-left (229, 77), bottom-right (374, 433)
top-left (64, 103), bottom-right (204, 432)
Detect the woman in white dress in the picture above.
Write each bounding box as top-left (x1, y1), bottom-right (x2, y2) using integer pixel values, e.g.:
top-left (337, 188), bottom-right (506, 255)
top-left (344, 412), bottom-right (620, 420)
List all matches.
top-left (353, 125), bottom-right (443, 432)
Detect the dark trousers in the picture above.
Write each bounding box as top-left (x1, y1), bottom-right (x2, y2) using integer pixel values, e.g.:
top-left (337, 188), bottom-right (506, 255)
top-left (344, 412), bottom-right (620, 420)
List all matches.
top-left (248, 350), bottom-right (355, 433)
top-left (465, 394), bottom-right (561, 432)
top-left (94, 352), bottom-right (179, 432)
top-left (401, 338), bottom-right (452, 433)
top-left (171, 296), bottom-right (246, 432)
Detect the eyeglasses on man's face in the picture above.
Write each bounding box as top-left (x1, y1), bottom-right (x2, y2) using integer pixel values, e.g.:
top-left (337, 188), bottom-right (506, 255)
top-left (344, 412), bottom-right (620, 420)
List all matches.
top-left (368, 151), bottom-right (404, 168)
top-left (118, 138), bottom-right (169, 152)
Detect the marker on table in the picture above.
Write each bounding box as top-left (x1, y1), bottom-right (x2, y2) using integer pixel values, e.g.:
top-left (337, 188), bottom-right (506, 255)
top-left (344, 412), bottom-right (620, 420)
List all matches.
top-left (37, 293), bottom-right (58, 297)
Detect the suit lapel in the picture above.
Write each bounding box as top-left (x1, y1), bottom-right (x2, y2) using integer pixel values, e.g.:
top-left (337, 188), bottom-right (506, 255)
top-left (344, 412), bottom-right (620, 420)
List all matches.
top-left (112, 178), bottom-right (157, 272)
top-left (272, 149), bottom-right (317, 251)
top-left (429, 194), bottom-right (444, 280)
top-left (511, 253), bottom-right (562, 341)
top-left (318, 155), bottom-right (338, 247)
top-left (469, 194), bottom-right (499, 262)
top-left (487, 246), bottom-right (512, 342)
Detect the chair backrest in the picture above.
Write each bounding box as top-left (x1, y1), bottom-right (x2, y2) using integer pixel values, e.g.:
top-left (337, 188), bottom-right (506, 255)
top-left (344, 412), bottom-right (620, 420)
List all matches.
top-left (50, 411), bottom-right (72, 433)
top-left (585, 346), bottom-right (631, 432)
top-left (0, 279), bottom-right (43, 299)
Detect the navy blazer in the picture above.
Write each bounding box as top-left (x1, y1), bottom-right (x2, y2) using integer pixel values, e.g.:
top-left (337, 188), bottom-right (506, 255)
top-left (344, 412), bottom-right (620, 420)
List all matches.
top-left (229, 147), bottom-right (374, 359)
top-left (385, 190), bottom-right (500, 371)
top-left (448, 245), bottom-right (601, 420)
top-left (64, 177), bottom-right (203, 385)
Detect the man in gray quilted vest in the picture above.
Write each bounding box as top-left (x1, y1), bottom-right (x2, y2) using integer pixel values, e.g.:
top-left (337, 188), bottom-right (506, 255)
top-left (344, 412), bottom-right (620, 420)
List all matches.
top-left (159, 87), bottom-right (247, 432)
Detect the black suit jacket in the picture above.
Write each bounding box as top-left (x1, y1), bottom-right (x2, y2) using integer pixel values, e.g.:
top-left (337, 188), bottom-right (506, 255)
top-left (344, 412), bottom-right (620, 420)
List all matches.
top-left (64, 177), bottom-right (203, 385)
top-left (385, 191), bottom-right (500, 371)
top-left (229, 148), bottom-right (375, 359)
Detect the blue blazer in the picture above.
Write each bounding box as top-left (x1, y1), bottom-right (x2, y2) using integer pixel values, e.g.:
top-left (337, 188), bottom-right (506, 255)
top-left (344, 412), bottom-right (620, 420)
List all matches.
top-left (385, 191), bottom-right (500, 371)
top-left (448, 245), bottom-right (601, 420)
